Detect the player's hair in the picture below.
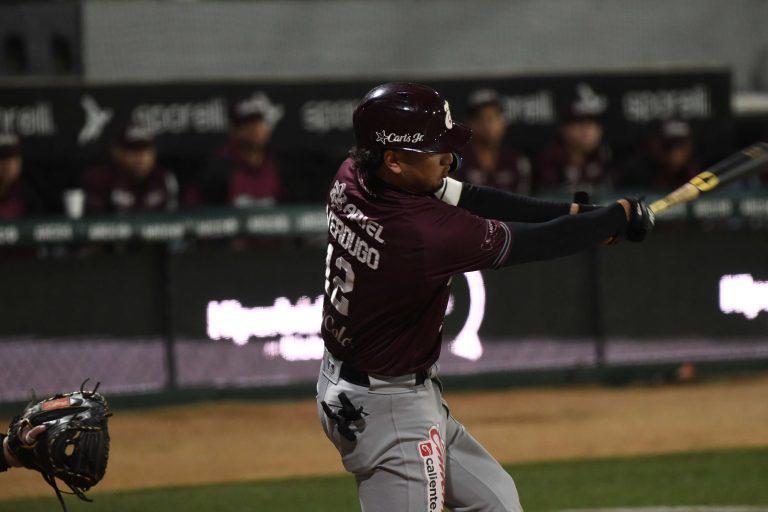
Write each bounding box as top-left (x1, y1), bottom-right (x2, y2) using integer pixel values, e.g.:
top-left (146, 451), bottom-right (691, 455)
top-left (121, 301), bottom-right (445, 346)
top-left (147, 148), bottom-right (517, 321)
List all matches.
top-left (348, 147), bottom-right (384, 194)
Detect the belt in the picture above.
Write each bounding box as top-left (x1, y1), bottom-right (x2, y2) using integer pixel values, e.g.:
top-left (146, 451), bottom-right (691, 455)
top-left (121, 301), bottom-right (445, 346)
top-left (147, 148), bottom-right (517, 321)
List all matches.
top-left (339, 363), bottom-right (429, 387)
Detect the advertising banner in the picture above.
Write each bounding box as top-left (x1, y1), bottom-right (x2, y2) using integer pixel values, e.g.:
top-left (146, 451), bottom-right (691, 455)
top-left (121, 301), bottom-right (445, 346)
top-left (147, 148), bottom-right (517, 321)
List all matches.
top-left (0, 70), bottom-right (731, 173)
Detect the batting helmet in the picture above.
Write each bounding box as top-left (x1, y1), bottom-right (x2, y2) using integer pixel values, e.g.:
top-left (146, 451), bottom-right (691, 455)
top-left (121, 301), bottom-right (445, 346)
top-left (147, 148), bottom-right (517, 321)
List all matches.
top-left (353, 82), bottom-right (472, 155)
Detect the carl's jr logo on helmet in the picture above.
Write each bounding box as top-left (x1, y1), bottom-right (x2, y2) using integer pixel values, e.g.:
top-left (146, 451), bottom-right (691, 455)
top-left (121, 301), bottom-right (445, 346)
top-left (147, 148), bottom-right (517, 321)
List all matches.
top-left (375, 130), bottom-right (425, 145)
top-left (444, 101), bottom-right (453, 129)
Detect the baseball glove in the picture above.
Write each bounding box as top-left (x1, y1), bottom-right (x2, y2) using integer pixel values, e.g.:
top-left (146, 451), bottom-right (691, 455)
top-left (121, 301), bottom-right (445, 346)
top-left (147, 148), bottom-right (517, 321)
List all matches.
top-left (6, 380), bottom-right (112, 512)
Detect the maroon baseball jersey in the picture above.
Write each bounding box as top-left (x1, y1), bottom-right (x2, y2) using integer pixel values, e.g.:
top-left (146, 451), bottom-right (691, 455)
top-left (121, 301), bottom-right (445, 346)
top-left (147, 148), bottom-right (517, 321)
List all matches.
top-left (0, 182), bottom-right (28, 220)
top-left (456, 145), bottom-right (532, 194)
top-left (321, 158), bottom-right (511, 376)
top-left (536, 140), bottom-right (612, 192)
top-left (81, 163), bottom-right (178, 215)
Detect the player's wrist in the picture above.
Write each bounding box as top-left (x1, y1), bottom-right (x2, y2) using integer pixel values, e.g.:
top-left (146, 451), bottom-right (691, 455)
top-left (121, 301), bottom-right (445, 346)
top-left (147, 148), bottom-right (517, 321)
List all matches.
top-left (570, 203), bottom-right (601, 215)
top-left (615, 199), bottom-right (631, 222)
top-left (1, 435), bottom-right (16, 470)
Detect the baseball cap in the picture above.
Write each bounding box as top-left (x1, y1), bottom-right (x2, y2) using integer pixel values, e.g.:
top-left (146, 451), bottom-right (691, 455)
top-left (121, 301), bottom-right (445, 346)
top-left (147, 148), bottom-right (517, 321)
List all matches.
top-left (115, 124), bottom-right (155, 150)
top-left (560, 102), bottom-right (604, 123)
top-left (660, 120), bottom-right (692, 140)
top-left (561, 83), bottom-right (608, 123)
top-left (0, 133), bottom-right (21, 159)
top-left (466, 89), bottom-right (503, 118)
top-left (230, 97), bottom-right (267, 126)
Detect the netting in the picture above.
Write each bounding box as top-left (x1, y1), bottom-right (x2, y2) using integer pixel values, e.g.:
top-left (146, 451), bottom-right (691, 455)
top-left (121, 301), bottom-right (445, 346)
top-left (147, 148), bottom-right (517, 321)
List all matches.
top-left (0, 337), bottom-right (167, 403)
top-left (81, 0), bottom-right (767, 90)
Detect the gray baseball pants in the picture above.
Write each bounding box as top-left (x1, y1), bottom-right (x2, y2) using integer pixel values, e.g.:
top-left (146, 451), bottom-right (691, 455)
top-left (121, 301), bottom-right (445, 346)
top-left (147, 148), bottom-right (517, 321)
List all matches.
top-left (317, 349), bottom-right (522, 512)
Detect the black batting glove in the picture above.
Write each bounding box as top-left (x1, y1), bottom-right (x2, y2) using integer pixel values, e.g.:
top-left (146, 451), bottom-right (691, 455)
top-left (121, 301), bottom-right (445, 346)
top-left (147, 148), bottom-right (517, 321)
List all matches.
top-left (624, 197), bottom-right (655, 242)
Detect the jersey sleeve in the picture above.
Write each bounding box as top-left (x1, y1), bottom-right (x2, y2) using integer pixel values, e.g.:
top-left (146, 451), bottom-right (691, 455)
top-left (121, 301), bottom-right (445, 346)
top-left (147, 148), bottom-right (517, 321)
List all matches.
top-left (418, 200), bottom-right (512, 281)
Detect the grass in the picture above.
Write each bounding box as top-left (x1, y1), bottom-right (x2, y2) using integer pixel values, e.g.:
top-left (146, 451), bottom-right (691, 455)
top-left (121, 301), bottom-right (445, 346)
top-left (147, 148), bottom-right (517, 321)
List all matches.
top-left (2, 448), bottom-right (767, 511)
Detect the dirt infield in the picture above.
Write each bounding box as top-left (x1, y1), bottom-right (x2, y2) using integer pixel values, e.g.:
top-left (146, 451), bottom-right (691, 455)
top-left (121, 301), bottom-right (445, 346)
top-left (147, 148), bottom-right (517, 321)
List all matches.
top-left (2, 374), bottom-right (768, 501)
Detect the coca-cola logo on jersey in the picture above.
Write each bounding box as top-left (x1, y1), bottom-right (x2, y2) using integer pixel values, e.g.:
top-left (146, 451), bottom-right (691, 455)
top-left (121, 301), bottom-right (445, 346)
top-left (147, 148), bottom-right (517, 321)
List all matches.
top-left (375, 130), bottom-right (425, 145)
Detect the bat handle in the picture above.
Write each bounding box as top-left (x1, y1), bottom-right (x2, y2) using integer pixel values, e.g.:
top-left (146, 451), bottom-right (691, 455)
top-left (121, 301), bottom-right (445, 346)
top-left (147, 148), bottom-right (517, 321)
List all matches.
top-left (649, 200), bottom-right (667, 214)
top-left (649, 183), bottom-right (701, 215)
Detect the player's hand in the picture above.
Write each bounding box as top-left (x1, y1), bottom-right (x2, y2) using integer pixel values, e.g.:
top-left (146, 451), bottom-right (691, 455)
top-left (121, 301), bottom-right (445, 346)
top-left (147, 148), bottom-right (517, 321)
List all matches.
top-left (3, 424), bottom-right (47, 467)
top-left (570, 191), bottom-right (591, 215)
top-left (616, 198), bottom-right (631, 221)
top-left (619, 197), bottom-right (655, 242)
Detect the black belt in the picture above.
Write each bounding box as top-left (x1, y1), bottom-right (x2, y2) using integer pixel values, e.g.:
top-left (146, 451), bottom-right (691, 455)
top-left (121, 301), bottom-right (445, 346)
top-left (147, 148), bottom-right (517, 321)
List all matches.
top-left (340, 363), bottom-right (428, 387)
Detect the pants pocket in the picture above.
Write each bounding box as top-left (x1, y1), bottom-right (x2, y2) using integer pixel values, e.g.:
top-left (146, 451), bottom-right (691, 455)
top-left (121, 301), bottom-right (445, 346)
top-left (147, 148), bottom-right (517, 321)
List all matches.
top-left (318, 380), bottom-right (370, 448)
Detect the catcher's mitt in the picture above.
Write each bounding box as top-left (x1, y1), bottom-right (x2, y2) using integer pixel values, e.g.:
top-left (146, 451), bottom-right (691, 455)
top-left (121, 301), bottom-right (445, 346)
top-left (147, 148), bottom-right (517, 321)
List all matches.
top-left (6, 380), bottom-right (112, 512)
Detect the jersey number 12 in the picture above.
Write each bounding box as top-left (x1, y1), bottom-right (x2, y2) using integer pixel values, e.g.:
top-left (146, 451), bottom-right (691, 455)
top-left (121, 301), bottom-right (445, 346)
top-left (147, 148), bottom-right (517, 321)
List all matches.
top-left (325, 243), bottom-right (355, 316)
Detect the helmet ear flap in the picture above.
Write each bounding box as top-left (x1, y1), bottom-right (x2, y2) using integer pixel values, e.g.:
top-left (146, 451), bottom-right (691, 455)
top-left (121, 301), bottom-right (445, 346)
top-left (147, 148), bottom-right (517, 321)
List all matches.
top-left (448, 152), bottom-right (462, 174)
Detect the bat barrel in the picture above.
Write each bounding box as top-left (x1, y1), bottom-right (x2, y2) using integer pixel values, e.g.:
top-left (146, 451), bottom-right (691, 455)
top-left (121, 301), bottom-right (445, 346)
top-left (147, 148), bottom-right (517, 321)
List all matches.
top-left (649, 141), bottom-right (768, 215)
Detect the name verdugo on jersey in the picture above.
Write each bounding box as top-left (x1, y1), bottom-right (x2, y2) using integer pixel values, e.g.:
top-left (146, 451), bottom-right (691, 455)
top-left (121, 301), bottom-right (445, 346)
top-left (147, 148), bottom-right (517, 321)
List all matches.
top-left (327, 181), bottom-right (384, 271)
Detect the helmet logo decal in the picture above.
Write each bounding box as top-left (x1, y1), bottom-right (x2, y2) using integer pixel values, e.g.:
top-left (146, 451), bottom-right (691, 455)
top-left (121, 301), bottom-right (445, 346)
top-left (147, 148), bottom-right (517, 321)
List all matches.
top-left (444, 101), bottom-right (453, 129)
top-left (375, 130), bottom-right (425, 145)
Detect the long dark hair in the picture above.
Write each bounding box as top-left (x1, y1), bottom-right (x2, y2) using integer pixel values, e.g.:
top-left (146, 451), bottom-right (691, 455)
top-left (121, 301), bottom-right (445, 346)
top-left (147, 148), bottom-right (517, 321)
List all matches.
top-left (348, 146), bottom-right (384, 197)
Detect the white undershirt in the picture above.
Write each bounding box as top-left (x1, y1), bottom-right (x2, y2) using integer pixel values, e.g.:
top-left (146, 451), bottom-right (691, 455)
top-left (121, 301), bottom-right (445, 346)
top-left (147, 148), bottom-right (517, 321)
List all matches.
top-left (433, 177), bottom-right (463, 206)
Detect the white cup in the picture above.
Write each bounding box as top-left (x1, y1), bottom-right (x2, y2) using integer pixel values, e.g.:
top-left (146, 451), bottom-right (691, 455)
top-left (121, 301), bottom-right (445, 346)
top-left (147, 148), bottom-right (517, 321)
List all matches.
top-left (63, 189), bottom-right (85, 219)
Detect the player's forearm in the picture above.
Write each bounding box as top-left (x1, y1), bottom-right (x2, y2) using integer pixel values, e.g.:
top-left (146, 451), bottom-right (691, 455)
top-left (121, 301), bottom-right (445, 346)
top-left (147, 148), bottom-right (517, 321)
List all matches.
top-left (502, 203), bottom-right (627, 265)
top-left (457, 182), bottom-right (575, 222)
top-left (1, 435), bottom-right (12, 472)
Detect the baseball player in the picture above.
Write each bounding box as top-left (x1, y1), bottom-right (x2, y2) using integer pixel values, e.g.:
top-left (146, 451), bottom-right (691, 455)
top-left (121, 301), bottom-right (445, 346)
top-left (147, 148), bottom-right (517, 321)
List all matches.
top-left (317, 82), bottom-right (653, 512)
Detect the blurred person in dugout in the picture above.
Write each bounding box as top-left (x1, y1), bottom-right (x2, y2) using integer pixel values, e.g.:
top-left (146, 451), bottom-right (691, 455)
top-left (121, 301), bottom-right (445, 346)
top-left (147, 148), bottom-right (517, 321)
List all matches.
top-left (81, 124), bottom-right (178, 214)
top-left (0, 133), bottom-right (43, 220)
top-left (616, 120), bottom-right (698, 190)
top-left (191, 97), bottom-right (284, 207)
top-left (455, 89), bottom-right (532, 193)
top-left (536, 93), bottom-right (613, 195)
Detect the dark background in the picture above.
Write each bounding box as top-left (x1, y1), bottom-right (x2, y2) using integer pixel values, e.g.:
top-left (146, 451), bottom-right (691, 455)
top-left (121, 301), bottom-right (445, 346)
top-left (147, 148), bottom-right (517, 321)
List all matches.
top-left (2, 226), bottom-right (765, 341)
top-left (1, 70), bottom-right (733, 207)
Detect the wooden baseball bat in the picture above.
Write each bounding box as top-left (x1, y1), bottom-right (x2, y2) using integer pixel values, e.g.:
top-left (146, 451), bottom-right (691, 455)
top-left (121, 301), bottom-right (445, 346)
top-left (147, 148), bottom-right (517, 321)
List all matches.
top-left (649, 141), bottom-right (768, 214)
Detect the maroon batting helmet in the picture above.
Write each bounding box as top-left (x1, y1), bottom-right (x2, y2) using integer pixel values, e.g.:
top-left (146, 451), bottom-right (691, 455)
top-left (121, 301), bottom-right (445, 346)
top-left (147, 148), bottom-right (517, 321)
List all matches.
top-left (353, 82), bottom-right (472, 154)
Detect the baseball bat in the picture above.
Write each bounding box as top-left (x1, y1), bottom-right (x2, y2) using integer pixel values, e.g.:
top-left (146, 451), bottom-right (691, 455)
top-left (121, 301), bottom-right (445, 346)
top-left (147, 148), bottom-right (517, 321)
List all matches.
top-left (649, 141), bottom-right (768, 214)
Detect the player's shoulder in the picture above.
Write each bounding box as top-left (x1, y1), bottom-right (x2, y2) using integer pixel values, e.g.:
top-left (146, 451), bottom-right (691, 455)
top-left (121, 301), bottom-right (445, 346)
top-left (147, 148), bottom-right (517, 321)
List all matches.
top-left (335, 157), bottom-right (355, 179)
top-left (328, 158), bottom-right (361, 197)
top-left (329, 158), bottom-right (419, 211)
top-left (408, 194), bottom-right (490, 250)
top-left (327, 158), bottom-right (365, 211)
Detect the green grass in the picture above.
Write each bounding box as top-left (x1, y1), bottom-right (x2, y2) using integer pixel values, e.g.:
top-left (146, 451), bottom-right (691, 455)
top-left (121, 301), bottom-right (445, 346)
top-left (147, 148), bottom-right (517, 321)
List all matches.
top-left (2, 448), bottom-right (767, 511)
